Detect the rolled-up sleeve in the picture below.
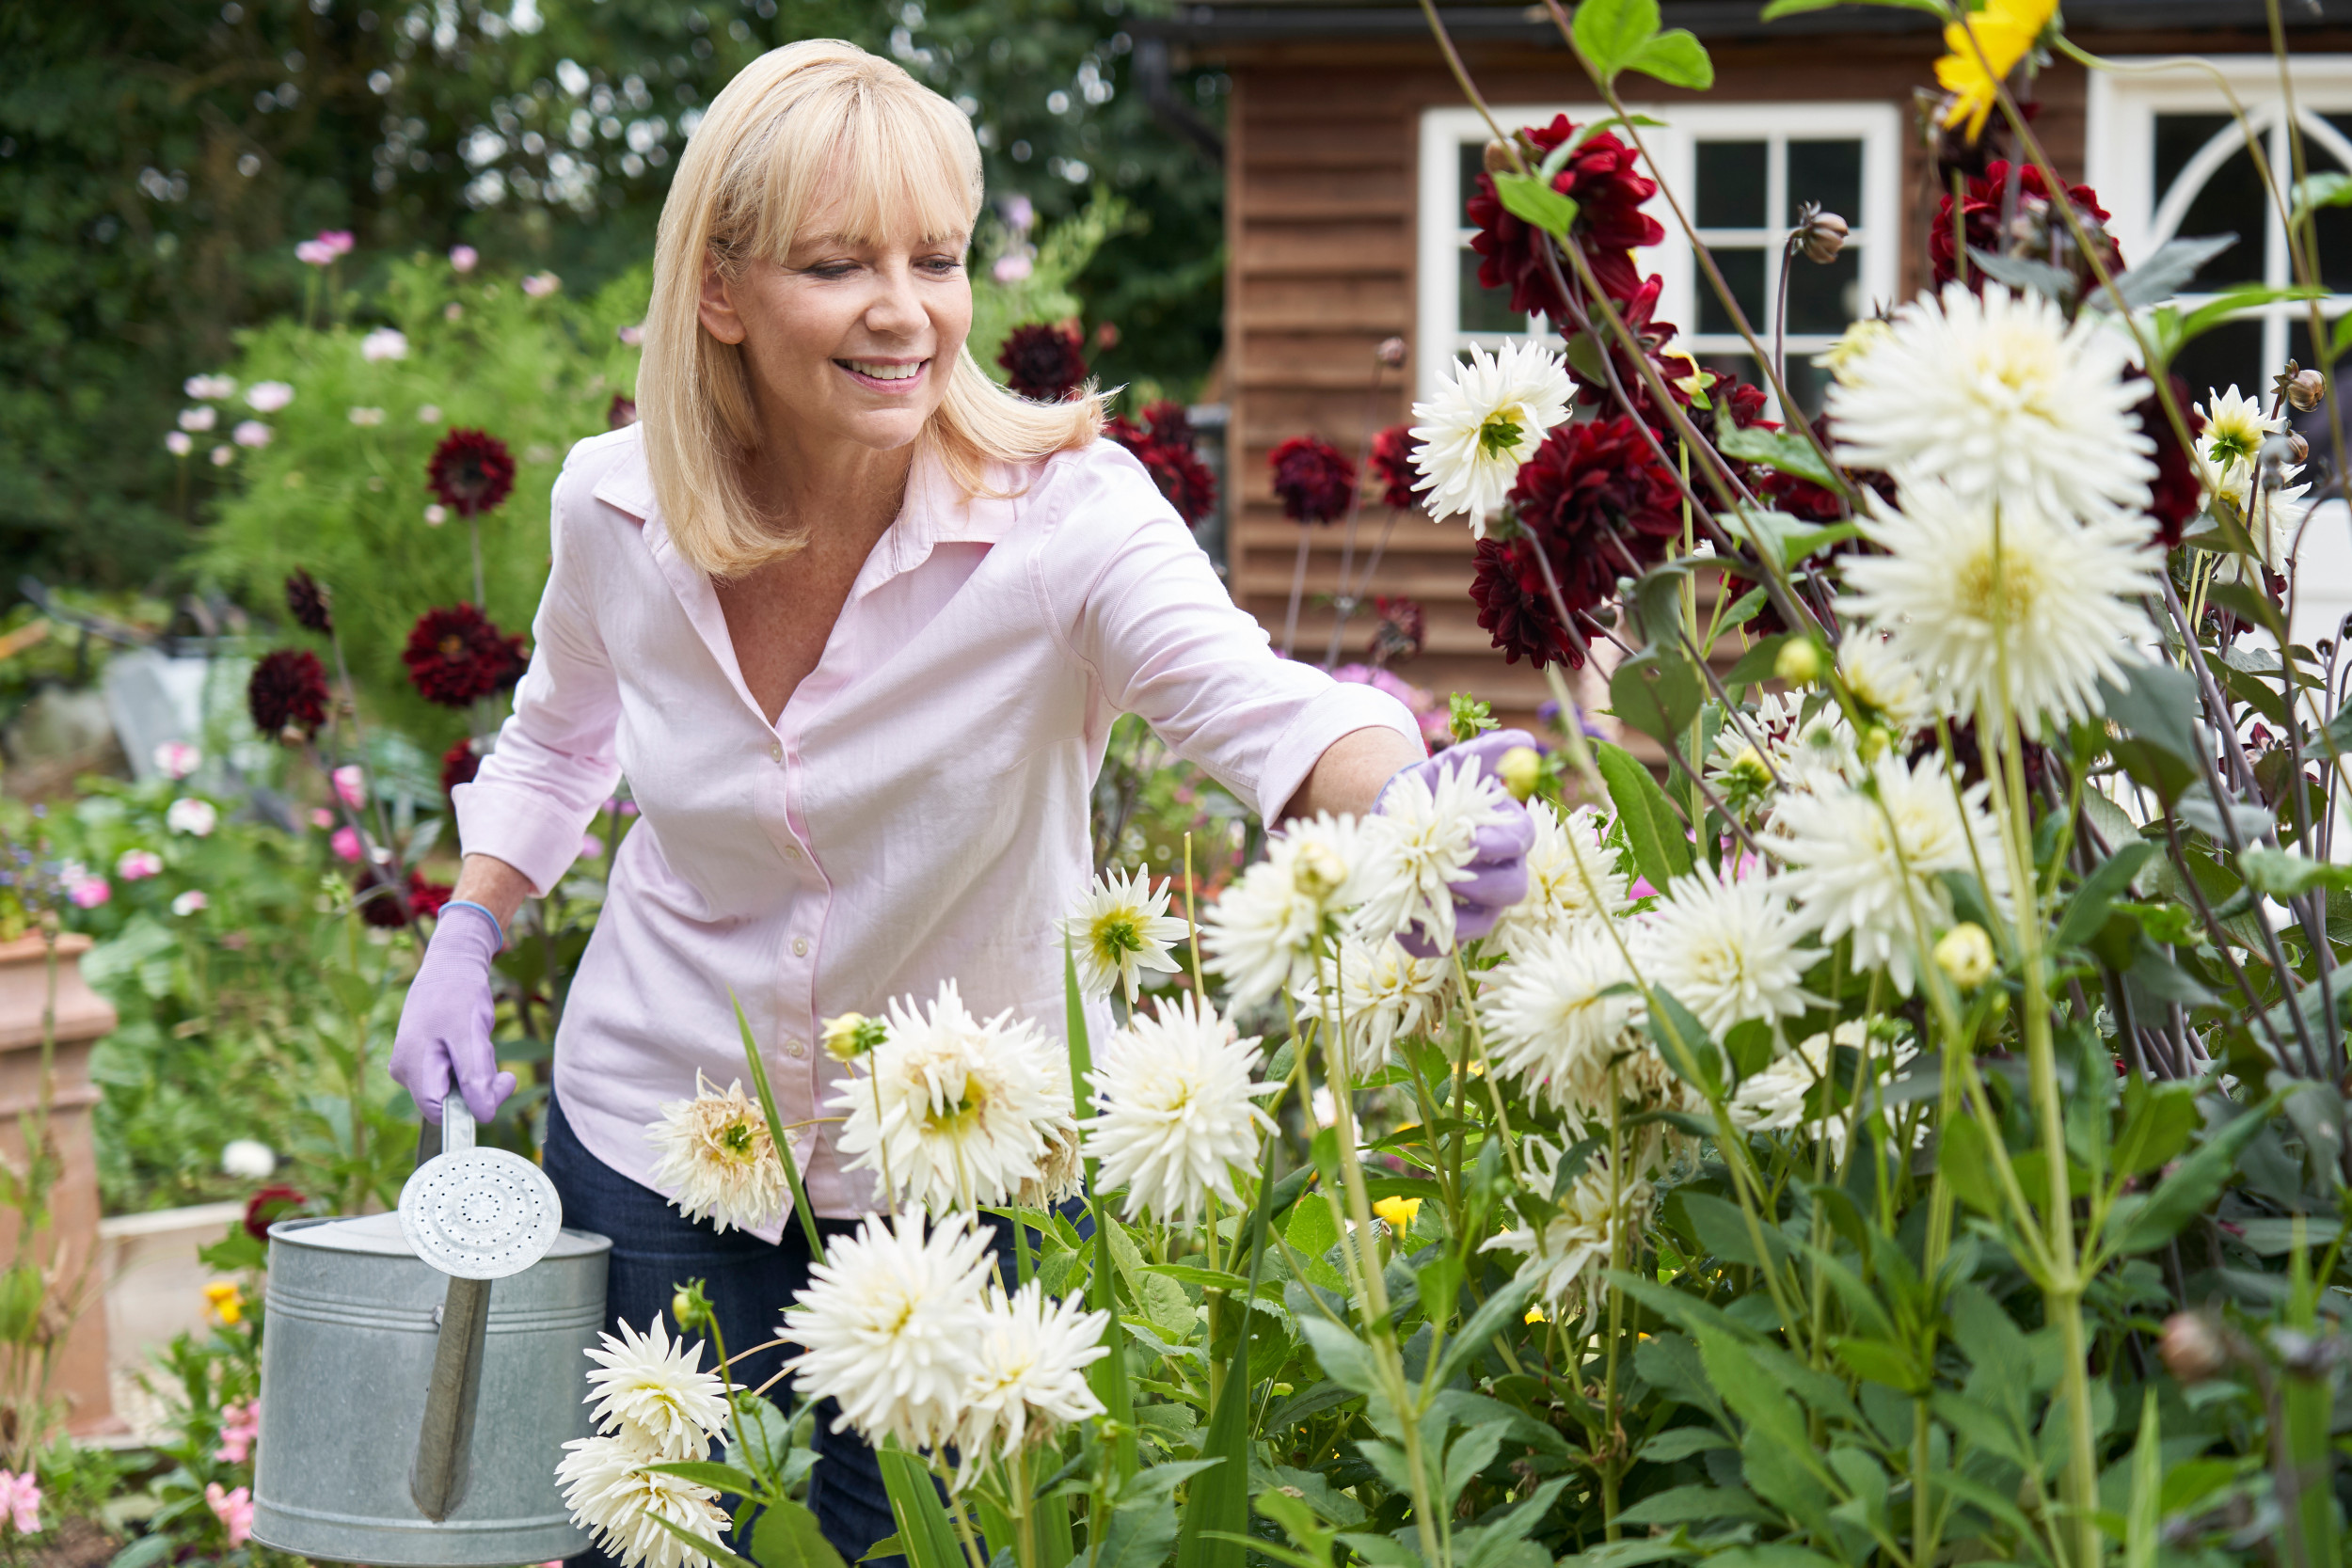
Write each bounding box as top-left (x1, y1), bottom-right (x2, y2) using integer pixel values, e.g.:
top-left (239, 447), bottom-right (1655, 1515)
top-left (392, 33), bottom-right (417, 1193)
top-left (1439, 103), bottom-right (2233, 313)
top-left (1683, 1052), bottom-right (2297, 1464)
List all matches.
top-left (1041, 446), bottom-right (1424, 821)
top-left (452, 456), bottom-right (625, 895)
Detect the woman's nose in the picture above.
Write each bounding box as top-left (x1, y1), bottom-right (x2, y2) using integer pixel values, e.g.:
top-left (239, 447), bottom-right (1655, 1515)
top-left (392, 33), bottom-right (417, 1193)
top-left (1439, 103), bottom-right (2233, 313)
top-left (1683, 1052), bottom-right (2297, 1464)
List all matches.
top-left (863, 263), bottom-right (928, 338)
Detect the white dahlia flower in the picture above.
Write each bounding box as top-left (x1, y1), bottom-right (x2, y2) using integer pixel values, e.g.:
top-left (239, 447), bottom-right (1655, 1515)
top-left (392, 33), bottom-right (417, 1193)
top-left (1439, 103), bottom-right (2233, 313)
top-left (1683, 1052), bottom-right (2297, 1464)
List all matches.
top-left (949, 1282), bottom-right (1108, 1486)
top-left (556, 1431), bottom-right (731, 1568)
top-left (1202, 813), bottom-right (1380, 1008)
top-left (1836, 634), bottom-right (1932, 736)
top-left (1482, 1138), bottom-right (1655, 1324)
top-left (1827, 282), bottom-right (2153, 523)
top-left (830, 982), bottom-right (1075, 1214)
top-left (645, 1074), bottom-right (789, 1235)
top-left (782, 1212), bottom-right (993, 1453)
top-left (1841, 483), bottom-right (2162, 730)
top-left (1085, 992), bottom-right (1274, 1223)
top-left (1489, 801), bottom-right (1634, 956)
top-left (1354, 755), bottom-right (1517, 953)
top-left (1408, 339), bottom-right (1576, 532)
top-left (1061, 865), bottom-right (1188, 1005)
top-left (1296, 935), bottom-right (1452, 1076)
top-left (2198, 387), bottom-right (2312, 580)
top-left (1727, 1022), bottom-right (1919, 1161)
top-left (581, 1316), bottom-right (735, 1459)
top-left (1481, 923), bottom-right (1645, 1115)
top-left (1766, 752), bottom-right (2008, 995)
top-left (1631, 865), bottom-right (1815, 1037)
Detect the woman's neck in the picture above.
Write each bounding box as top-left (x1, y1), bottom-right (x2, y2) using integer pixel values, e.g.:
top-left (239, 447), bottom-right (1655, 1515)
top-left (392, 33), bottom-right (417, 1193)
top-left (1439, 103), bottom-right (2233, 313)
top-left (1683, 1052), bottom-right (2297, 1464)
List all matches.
top-left (741, 425), bottom-right (917, 542)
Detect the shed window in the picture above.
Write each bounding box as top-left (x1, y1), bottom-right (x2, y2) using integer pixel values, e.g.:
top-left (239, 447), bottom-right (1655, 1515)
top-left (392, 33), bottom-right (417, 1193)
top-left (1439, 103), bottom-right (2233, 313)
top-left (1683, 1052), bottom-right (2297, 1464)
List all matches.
top-left (1416, 103), bottom-right (1902, 419)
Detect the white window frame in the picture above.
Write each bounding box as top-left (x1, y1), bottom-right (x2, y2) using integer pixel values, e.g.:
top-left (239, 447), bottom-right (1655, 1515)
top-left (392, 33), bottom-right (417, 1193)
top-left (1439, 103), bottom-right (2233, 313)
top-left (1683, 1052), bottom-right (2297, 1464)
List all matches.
top-left (2087, 55), bottom-right (2352, 386)
top-left (1415, 103), bottom-right (1902, 408)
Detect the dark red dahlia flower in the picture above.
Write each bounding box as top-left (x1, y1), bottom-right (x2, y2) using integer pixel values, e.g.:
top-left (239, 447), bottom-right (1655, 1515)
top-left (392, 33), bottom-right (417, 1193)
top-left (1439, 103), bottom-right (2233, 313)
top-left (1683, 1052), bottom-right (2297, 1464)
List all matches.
top-left (244, 1184), bottom-right (310, 1240)
top-left (407, 872), bottom-right (454, 921)
top-left (1465, 117), bottom-right (1666, 326)
top-left (997, 323), bottom-right (1089, 402)
top-left (404, 604), bottom-right (527, 708)
top-left (1369, 425), bottom-right (1421, 512)
top-left (1135, 400), bottom-right (1195, 449)
top-left (1269, 435), bottom-right (1357, 526)
top-left (354, 865), bottom-right (452, 928)
top-left (1930, 161), bottom-right (2123, 293)
top-left (426, 427), bottom-right (518, 518)
top-left (1369, 595), bottom-right (1426, 667)
top-left (248, 648), bottom-right (331, 740)
top-left (1105, 407), bottom-right (1218, 529)
top-left (1755, 467), bottom-right (1847, 525)
top-left (2138, 373), bottom-right (2206, 548)
top-left (1470, 535), bottom-right (1586, 671)
top-left (284, 569), bottom-right (332, 634)
top-left (1507, 415), bottom-right (1685, 620)
top-left (440, 736), bottom-right (483, 797)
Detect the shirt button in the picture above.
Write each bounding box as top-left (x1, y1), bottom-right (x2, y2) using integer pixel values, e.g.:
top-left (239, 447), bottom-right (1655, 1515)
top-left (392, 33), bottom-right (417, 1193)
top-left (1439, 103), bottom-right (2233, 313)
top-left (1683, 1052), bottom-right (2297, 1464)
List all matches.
top-left (769, 741), bottom-right (784, 763)
top-left (785, 1037), bottom-right (806, 1059)
top-left (791, 937), bottom-right (809, 958)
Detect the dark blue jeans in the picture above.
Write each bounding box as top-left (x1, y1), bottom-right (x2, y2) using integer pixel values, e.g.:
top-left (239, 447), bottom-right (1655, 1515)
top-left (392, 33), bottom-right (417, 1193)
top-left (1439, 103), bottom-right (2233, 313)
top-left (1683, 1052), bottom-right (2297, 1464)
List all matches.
top-left (544, 1096), bottom-right (946, 1567)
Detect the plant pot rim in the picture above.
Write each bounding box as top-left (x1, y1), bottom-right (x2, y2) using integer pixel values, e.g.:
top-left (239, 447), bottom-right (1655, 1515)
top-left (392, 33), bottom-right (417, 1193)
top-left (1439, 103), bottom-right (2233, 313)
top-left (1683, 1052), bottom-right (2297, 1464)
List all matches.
top-left (0, 933), bottom-right (93, 961)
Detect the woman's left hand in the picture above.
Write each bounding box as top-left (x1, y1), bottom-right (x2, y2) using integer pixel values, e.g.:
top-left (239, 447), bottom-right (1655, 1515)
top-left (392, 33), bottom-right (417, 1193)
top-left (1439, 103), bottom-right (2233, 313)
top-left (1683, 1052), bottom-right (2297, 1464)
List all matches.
top-left (1380, 728), bottom-right (1538, 955)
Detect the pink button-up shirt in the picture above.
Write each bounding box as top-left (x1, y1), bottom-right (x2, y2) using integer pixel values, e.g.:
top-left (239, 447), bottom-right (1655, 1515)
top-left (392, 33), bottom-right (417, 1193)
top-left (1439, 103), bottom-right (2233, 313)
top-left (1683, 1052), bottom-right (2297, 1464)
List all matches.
top-left (453, 424), bottom-right (1421, 1231)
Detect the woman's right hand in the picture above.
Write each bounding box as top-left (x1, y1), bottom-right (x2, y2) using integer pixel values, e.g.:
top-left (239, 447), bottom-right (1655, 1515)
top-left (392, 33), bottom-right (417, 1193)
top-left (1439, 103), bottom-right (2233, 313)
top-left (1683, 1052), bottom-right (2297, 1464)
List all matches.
top-left (389, 903), bottom-right (516, 1124)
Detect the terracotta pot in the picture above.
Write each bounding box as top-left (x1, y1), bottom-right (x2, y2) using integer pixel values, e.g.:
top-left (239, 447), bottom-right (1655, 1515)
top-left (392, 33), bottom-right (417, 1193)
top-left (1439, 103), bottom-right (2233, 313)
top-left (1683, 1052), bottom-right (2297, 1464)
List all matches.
top-left (0, 934), bottom-right (117, 1436)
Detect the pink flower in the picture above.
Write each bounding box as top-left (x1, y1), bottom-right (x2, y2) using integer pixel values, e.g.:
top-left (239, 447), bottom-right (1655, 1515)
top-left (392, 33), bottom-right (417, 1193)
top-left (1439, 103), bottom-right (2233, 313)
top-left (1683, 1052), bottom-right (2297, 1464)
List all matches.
top-left (153, 741), bottom-right (201, 780)
top-left (309, 808), bottom-right (335, 830)
top-left (322, 230), bottom-right (355, 256)
top-left (172, 891), bottom-right (209, 917)
top-left (616, 324), bottom-right (644, 346)
top-left (232, 420), bottom-right (273, 449)
top-left (0, 1469), bottom-right (40, 1534)
top-left (294, 238), bottom-right (336, 266)
top-left (115, 850), bottom-right (163, 881)
top-left (520, 271), bottom-right (561, 298)
top-left (205, 1482), bottom-right (252, 1546)
top-left (449, 244), bottom-right (479, 273)
top-left (166, 431), bottom-right (194, 456)
top-left (330, 827), bottom-right (364, 863)
top-left (580, 833), bottom-right (604, 861)
top-left (992, 252), bottom-right (1034, 284)
top-left (69, 878), bottom-right (110, 910)
top-left (215, 1400), bottom-right (260, 1465)
top-left (332, 765), bottom-right (366, 809)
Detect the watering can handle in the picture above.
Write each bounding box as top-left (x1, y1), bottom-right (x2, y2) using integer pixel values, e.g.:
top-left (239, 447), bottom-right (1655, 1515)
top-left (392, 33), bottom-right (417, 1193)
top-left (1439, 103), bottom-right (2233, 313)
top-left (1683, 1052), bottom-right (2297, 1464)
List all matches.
top-left (441, 1096), bottom-right (476, 1153)
top-left (409, 1094), bottom-right (486, 1522)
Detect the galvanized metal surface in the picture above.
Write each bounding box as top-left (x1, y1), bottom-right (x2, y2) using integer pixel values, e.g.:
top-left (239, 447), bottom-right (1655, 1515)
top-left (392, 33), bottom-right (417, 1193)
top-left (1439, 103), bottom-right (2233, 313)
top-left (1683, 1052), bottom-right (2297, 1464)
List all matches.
top-left (252, 1211), bottom-right (612, 1567)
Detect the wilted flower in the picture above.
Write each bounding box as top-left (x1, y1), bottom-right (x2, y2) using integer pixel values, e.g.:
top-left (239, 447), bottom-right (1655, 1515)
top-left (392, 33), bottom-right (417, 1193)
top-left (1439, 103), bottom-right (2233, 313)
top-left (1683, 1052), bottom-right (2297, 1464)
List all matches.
top-left (245, 381), bottom-right (294, 413)
top-left (167, 798), bottom-right (219, 837)
top-left (1269, 435), bottom-right (1356, 525)
top-left (1085, 992), bottom-right (1274, 1223)
top-left (997, 323), bottom-right (1089, 402)
top-left (644, 1075), bottom-right (789, 1235)
top-left (220, 1140), bottom-right (276, 1180)
top-left (1062, 865), bottom-right (1189, 1005)
top-left (1407, 340), bottom-right (1575, 531)
top-left (232, 420), bottom-right (273, 449)
top-left (359, 327), bottom-right (408, 362)
top-left (115, 849), bottom-right (162, 881)
top-left (425, 427), bottom-right (517, 517)
top-left (1632, 865), bottom-right (1817, 1037)
top-left (403, 604), bottom-right (527, 707)
top-left (830, 982), bottom-right (1074, 1213)
top-left (950, 1284), bottom-right (1108, 1487)
top-left (247, 648), bottom-right (331, 739)
top-left (782, 1212), bottom-right (994, 1452)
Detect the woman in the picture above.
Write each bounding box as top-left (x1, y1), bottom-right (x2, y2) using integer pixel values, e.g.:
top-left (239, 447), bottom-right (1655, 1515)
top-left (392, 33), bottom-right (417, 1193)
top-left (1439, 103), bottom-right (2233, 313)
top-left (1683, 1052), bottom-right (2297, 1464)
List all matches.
top-left (389, 38), bottom-right (1532, 1564)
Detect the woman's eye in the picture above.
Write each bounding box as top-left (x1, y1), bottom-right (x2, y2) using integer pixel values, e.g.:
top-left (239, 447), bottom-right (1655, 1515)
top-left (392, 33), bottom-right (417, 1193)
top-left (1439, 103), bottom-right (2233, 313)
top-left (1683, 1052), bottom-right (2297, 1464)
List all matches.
top-left (806, 261), bottom-right (858, 279)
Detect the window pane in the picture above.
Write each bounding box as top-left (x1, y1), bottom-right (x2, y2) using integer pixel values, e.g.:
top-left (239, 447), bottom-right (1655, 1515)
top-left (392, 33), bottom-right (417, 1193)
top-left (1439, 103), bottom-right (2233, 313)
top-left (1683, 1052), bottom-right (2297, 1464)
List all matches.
top-left (2172, 317), bottom-right (2267, 412)
top-left (1458, 139), bottom-right (1489, 214)
top-left (1699, 248), bottom-right (1769, 335)
top-left (2308, 120), bottom-right (2352, 291)
top-left (1457, 247), bottom-right (1524, 333)
top-left (2286, 318), bottom-right (2345, 492)
top-left (1788, 139), bottom-right (1863, 228)
top-left (2157, 114), bottom-right (2265, 286)
top-left (1697, 141), bottom-right (1767, 229)
top-left (1787, 247), bottom-right (1862, 335)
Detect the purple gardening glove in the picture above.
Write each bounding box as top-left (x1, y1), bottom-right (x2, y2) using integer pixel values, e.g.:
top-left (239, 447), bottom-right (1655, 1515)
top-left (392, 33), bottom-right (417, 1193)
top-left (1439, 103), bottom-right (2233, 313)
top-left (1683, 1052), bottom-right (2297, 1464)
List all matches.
top-left (1380, 728), bottom-right (1539, 957)
top-left (389, 905), bottom-right (516, 1125)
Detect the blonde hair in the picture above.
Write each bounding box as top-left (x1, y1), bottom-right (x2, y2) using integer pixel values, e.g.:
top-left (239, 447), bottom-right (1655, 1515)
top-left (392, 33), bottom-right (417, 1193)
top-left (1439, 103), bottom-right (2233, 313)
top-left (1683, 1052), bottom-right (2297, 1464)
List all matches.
top-left (639, 39), bottom-right (1103, 578)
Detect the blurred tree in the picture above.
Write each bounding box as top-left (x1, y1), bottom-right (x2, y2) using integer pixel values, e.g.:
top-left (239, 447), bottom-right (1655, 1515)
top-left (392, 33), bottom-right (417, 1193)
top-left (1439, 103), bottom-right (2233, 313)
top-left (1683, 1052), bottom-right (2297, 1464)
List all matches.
top-left (0, 0), bottom-right (1222, 589)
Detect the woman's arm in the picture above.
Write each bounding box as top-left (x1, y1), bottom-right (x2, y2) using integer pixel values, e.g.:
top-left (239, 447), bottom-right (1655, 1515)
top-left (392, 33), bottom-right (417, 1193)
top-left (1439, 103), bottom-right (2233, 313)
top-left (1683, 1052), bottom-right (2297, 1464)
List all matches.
top-left (450, 852), bottom-right (536, 931)
top-left (1279, 726), bottom-right (1424, 823)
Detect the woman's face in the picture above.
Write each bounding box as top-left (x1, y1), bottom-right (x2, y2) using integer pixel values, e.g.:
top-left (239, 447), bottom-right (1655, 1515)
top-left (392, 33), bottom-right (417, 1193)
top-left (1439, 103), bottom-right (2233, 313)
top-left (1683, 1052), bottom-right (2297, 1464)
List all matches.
top-left (699, 182), bottom-right (972, 459)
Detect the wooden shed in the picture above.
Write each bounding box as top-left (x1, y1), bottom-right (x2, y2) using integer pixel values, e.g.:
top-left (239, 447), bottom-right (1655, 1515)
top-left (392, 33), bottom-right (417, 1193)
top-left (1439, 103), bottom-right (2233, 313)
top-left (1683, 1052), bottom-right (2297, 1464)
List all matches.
top-left (1142, 0), bottom-right (2352, 729)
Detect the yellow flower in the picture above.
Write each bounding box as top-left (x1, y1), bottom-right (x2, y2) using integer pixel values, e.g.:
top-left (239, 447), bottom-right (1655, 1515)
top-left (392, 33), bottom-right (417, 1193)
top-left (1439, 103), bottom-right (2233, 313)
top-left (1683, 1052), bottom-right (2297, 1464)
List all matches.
top-left (1372, 1196), bottom-right (1422, 1232)
top-left (1525, 1305), bottom-right (1548, 1325)
top-left (204, 1281), bottom-right (244, 1326)
top-left (1934, 0), bottom-right (2058, 142)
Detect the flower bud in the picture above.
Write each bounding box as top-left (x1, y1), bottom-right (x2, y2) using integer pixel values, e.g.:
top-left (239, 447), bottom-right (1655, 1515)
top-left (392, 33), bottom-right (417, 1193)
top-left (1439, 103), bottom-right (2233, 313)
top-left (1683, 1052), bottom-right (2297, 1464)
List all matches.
top-left (1294, 840), bottom-right (1349, 901)
top-left (2290, 367), bottom-right (2327, 413)
top-left (1933, 922), bottom-right (1996, 990)
top-left (1498, 745), bottom-right (1543, 801)
top-left (822, 1011), bottom-right (885, 1063)
top-left (1482, 140), bottom-right (1517, 176)
top-left (1375, 336), bottom-right (1407, 369)
top-left (2160, 1312), bottom-right (2227, 1384)
top-left (1774, 640), bottom-right (1824, 687)
top-left (2286, 429), bottom-right (2312, 467)
top-left (1797, 205), bottom-right (1850, 265)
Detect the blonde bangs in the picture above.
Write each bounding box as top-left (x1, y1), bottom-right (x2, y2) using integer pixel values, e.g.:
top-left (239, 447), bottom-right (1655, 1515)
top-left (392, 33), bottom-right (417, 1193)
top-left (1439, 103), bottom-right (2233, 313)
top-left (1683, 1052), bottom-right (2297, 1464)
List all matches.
top-left (639, 39), bottom-right (1103, 581)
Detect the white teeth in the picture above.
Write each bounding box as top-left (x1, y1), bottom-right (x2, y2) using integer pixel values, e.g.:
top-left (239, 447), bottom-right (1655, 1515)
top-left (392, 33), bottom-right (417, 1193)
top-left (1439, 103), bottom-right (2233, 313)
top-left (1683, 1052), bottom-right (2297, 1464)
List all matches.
top-left (845, 360), bottom-right (921, 381)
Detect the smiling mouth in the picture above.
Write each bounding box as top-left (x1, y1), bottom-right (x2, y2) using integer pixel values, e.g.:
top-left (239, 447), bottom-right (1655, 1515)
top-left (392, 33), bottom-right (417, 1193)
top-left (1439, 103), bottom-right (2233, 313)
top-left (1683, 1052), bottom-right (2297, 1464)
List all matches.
top-left (836, 358), bottom-right (928, 385)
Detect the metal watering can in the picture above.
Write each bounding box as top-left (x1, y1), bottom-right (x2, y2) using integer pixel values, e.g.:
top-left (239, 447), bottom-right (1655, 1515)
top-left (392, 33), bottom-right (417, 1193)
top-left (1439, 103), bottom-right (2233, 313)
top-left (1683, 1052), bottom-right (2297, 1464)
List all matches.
top-left (252, 1099), bottom-right (612, 1566)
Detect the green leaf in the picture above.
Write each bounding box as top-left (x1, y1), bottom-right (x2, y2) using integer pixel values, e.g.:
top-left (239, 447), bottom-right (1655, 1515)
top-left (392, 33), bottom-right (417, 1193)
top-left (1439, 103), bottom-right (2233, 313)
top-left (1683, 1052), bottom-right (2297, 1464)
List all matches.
top-left (1718, 426), bottom-right (1840, 490)
top-left (2090, 234), bottom-right (2236, 312)
top-left (752, 1498), bottom-right (849, 1568)
top-left (2103, 660), bottom-right (2203, 800)
top-left (1595, 741), bottom-right (1692, 887)
top-left (1490, 172), bottom-right (1579, 239)
top-left (1645, 987), bottom-right (1724, 1099)
top-left (2104, 1098), bottom-right (2276, 1256)
top-left (2293, 170), bottom-right (2352, 223)
top-left (875, 1446), bottom-right (965, 1568)
top-left (1672, 1191), bottom-right (1786, 1273)
top-left (1759, 0), bottom-right (1945, 13)
top-left (1067, 941), bottom-right (1136, 1487)
top-left (1936, 1112), bottom-right (2003, 1216)
top-left (2124, 1391), bottom-right (2161, 1568)
top-left (1572, 0), bottom-right (1661, 82)
top-left (650, 1514), bottom-right (759, 1568)
top-left (1610, 650), bottom-right (1705, 752)
top-left (641, 1461), bottom-right (772, 1500)
top-left (2110, 1078), bottom-right (2201, 1179)
top-left (2053, 842), bottom-right (2156, 952)
top-left (733, 993), bottom-right (826, 1256)
top-left (1638, 1427), bottom-right (1733, 1462)
top-left (1724, 634), bottom-right (1790, 693)
top-left (1611, 1484), bottom-right (1778, 1528)
top-left (1624, 29), bottom-right (1712, 88)
top-left (1428, 1273), bottom-right (1535, 1388)
top-left (1175, 1130), bottom-right (1280, 1568)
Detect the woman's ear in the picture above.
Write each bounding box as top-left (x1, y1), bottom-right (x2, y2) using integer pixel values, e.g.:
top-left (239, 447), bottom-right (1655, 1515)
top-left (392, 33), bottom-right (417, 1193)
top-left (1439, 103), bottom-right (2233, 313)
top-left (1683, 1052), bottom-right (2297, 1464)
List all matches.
top-left (697, 254), bottom-right (748, 345)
